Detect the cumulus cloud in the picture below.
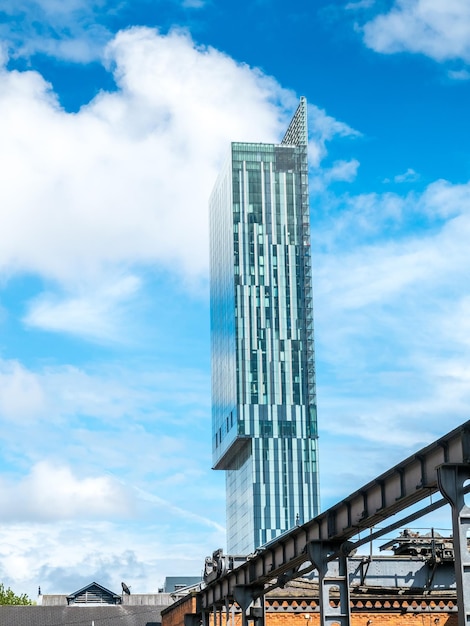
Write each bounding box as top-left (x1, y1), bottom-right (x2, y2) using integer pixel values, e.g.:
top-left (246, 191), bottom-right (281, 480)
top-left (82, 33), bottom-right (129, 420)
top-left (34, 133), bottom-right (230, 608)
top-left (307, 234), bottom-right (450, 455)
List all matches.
top-left (0, 27), bottom-right (355, 341)
top-left (0, 462), bottom-right (134, 521)
top-left (418, 178), bottom-right (470, 218)
top-left (362, 0), bottom-right (470, 63)
top-left (0, 517), bottom-right (223, 597)
top-left (0, 28), bottom-right (287, 287)
top-left (311, 158), bottom-right (360, 191)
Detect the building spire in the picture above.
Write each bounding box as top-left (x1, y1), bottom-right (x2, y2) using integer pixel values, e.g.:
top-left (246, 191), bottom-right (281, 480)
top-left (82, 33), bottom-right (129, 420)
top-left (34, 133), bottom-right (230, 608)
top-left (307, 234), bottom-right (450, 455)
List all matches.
top-left (281, 97), bottom-right (308, 147)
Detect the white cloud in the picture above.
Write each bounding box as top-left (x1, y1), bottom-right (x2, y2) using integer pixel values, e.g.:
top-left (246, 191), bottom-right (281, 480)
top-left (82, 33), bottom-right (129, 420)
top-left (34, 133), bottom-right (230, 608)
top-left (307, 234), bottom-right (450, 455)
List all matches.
top-left (1, 14), bottom-right (466, 597)
top-left (0, 361), bottom-right (47, 422)
top-left (314, 190), bottom-right (405, 249)
top-left (328, 159), bottom-right (360, 182)
top-left (0, 356), bottom-right (223, 595)
top-left (23, 274), bottom-right (142, 342)
top-left (0, 356), bottom-right (210, 428)
top-left (0, 517), bottom-right (223, 597)
top-left (0, 0), bottom-right (113, 62)
top-left (447, 68), bottom-right (470, 80)
top-left (362, 0), bottom-right (470, 63)
top-left (383, 167), bottom-right (420, 183)
top-left (393, 167), bottom-right (419, 183)
top-left (313, 178), bottom-right (470, 459)
top-left (312, 158), bottom-right (360, 191)
top-left (345, 0), bottom-right (376, 9)
top-left (0, 462), bottom-right (134, 522)
top-left (418, 178), bottom-right (470, 218)
top-left (308, 104), bottom-right (361, 167)
top-left (0, 356), bottom-right (214, 508)
top-left (0, 42), bottom-right (8, 66)
top-left (0, 27), bottom-right (354, 341)
top-left (0, 28), bottom-right (291, 291)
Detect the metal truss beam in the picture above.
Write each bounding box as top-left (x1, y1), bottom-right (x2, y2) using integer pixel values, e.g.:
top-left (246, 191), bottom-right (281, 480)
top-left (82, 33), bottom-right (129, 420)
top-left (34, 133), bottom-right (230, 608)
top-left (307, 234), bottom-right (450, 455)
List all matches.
top-left (200, 420), bottom-right (470, 609)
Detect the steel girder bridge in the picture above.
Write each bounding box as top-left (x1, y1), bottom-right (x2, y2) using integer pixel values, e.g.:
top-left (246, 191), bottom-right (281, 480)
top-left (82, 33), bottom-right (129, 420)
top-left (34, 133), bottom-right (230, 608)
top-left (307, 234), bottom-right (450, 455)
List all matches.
top-left (194, 420), bottom-right (470, 626)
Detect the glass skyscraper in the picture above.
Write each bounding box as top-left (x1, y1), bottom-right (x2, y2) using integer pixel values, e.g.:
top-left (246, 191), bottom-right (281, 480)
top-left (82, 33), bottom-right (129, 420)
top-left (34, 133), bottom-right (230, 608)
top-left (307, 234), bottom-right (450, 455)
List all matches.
top-left (209, 98), bottom-right (319, 555)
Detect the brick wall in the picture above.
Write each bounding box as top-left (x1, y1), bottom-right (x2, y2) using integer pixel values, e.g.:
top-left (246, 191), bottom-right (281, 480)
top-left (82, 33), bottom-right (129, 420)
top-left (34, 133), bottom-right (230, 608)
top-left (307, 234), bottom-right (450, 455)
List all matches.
top-left (249, 611), bottom-right (456, 626)
top-left (161, 593), bottom-right (197, 626)
top-left (164, 603), bottom-right (459, 626)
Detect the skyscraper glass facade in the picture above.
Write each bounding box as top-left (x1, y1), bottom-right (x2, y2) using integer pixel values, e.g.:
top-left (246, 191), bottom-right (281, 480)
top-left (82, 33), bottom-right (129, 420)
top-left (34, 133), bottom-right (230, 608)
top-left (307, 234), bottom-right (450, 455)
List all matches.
top-left (209, 98), bottom-right (319, 555)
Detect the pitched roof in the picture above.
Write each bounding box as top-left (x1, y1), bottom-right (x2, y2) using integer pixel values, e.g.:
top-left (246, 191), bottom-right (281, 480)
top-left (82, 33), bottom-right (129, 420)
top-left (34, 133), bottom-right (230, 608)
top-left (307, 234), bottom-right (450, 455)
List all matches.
top-left (0, 605), bottom-right (163, 626)
top-left (66, 581), bottom-right (121, 604)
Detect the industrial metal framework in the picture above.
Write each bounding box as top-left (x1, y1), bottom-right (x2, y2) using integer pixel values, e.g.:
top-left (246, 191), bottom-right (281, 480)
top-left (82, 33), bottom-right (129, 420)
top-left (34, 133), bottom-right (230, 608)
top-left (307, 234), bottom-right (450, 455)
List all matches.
top-left (198, 420), bottom-right (470, 626)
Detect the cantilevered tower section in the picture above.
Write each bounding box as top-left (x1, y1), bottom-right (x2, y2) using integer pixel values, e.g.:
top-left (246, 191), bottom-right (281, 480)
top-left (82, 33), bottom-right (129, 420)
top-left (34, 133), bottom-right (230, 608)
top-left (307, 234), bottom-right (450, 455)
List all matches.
top-left (209, 98), bottom-right (319, 554)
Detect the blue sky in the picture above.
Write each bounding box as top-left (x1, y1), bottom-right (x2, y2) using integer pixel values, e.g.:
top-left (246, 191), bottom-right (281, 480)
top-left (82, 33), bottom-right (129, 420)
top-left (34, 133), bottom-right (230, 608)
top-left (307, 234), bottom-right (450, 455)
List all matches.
top-left (0, 0), bottom-right (470, 599)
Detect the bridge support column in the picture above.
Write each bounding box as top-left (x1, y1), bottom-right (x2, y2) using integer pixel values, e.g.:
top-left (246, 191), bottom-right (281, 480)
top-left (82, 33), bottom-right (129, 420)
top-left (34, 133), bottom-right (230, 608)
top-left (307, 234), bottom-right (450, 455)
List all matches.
top-left (307, 541), bottom-right (352, 626)
top-left (437, 464), bottom-right (470, 626)
top-left (233, 586), bottom-right (265, 626)
top-left (213, 604), bottom-right (223, 626)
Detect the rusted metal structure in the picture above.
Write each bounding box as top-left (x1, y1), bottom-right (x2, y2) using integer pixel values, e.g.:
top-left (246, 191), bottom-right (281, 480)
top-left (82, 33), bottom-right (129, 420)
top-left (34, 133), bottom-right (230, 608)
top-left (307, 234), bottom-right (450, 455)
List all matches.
top-left (198, 420), bottom-right (470, 626)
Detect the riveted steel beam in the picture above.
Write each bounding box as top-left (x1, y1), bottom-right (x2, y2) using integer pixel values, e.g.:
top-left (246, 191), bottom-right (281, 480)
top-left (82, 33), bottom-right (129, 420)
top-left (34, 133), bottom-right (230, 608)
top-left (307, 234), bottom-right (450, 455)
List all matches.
top-left (200, 420), bottom-right (470, 609)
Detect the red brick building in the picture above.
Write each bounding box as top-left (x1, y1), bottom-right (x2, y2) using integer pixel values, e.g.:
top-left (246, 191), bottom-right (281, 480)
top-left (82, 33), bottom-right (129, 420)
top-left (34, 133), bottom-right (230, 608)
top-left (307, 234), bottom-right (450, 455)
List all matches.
top-left (161, 579), bottom-right (458, 626)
